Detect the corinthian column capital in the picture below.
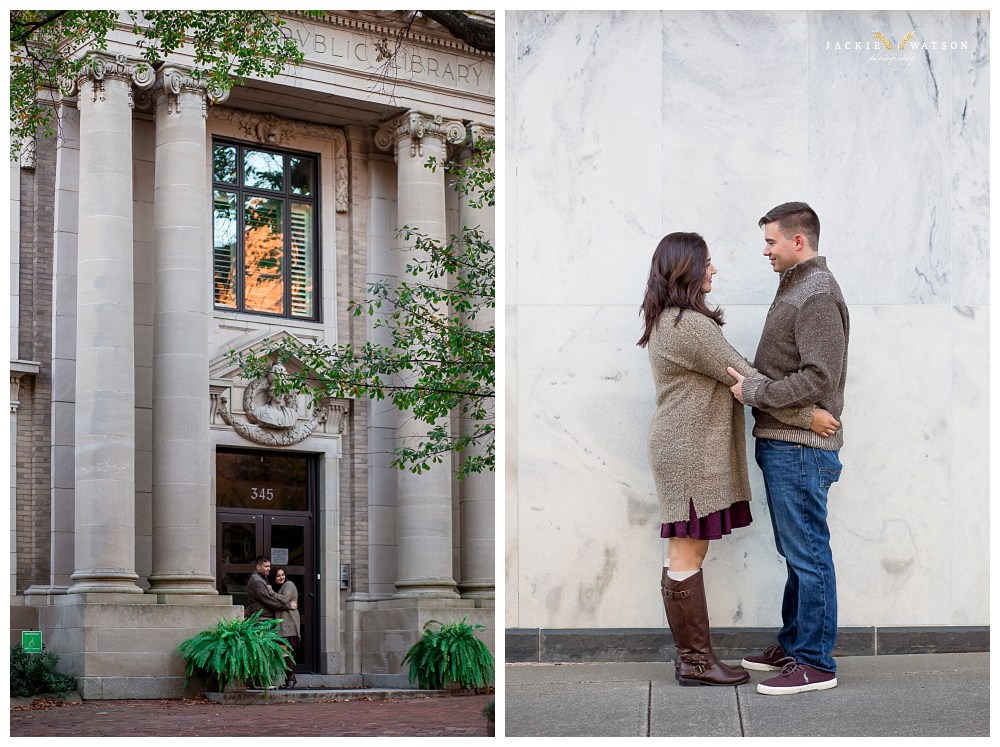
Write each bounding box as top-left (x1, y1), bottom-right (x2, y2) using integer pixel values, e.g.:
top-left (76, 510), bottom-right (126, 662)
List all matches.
top-left (375, 111), bottom-right (467, 159)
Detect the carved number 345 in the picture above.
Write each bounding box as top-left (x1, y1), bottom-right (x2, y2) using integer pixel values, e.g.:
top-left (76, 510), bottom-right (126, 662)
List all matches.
top-left (251, 487), bottom-right (275, 501)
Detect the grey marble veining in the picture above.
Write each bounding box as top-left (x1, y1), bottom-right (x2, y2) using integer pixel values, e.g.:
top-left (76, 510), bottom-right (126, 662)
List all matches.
top-left (948, 11), bottom-right (990, 307)
top-left (809, 11), bottom-right (956, 305)
top-left (661, 10), bottom-right (811, 309)
top-left (511, 10), bottom-right (665, 308)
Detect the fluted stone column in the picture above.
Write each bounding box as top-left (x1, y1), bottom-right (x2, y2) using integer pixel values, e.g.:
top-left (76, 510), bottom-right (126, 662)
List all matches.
top-left (146, 67), bottom-right (223, 595)
top-left (457, 124), bottom-right (495, 599)
top-left (376, 112), bottom-right (467, 598)
top-left (69, 53), bottom-right (154, 594)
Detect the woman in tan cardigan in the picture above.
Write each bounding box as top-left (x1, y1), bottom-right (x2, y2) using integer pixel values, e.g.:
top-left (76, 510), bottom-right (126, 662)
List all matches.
top-left (638, 232), bottom-right (839, 687)
top-left (271, 567), bottom-right (301, 689)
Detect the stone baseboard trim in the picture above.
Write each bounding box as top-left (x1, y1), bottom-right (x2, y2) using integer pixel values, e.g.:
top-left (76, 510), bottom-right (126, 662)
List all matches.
top-left (505, 626), bottom-right (989, 663)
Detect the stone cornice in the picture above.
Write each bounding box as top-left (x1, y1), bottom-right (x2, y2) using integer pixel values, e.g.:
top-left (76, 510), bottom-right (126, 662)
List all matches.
top-left (284, 10), bottom-right (494, 58)
top-left (103, 12), bottom-right (494, 58)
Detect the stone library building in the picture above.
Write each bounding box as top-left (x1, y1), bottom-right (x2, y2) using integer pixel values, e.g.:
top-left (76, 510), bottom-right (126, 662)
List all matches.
top-left (10, 11), bottom-right (495, 697)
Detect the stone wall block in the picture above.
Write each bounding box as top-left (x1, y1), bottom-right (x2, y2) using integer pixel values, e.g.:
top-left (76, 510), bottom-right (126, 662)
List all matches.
top-left (51, 489), bottom-right (75, 533)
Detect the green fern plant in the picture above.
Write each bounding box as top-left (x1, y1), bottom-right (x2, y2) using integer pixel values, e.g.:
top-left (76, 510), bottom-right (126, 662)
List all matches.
top-left (401, 616), bottom-right (495, 691)
top-left (177, 612), bottom-right (290, 692)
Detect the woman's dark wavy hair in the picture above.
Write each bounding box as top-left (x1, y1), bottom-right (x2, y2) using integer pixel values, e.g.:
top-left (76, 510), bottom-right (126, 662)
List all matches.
top-left (637, 232), bottom-right (724, 348)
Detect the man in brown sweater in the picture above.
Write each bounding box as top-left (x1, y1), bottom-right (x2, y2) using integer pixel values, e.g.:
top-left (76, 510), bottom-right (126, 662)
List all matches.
top-left (246, 555), bottom-right (297, 620)
top-left (727, 202), bottom-right (849, 696)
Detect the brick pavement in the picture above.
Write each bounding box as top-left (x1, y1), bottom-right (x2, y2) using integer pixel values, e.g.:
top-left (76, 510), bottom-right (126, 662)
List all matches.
top-left (11, 693), bottom-right (494, 737)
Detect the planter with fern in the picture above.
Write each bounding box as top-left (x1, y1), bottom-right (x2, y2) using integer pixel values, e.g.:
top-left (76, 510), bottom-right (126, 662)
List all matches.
top-left (177, 611), bottom-right (291, 693)
top-left (401, 616), bottom-right (495, 692)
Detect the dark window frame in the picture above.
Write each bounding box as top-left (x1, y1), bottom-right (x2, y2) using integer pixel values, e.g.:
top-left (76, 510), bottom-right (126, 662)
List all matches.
top-left (212, 138), bottom-right (322, 321)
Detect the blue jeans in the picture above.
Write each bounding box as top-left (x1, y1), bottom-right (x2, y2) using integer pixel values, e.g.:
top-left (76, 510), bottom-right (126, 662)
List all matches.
top-left (755, 439), bottom-right (842, 673)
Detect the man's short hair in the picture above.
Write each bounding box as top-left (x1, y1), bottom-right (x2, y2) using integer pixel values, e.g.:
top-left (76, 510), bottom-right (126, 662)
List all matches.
top-left (759, 202), bottom-right (820, 250)
top-left (254, 555), bottom-right (270, 567)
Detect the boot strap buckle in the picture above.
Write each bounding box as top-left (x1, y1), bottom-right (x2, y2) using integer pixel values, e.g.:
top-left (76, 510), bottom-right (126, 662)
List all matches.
top-left (662, 588), bottom-right (693, 599)
top-left (680, 655), bottom-right (707, 675)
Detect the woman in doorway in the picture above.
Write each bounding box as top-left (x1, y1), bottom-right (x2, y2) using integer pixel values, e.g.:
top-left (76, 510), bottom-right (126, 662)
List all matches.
top-left (270, 567), bottom-right (301, 689)
top-left (637, 232), bottom-right (839, 687)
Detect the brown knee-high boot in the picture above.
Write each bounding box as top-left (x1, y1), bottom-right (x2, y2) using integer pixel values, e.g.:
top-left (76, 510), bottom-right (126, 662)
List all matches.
top-left (661, 569), bottom-right (749, 686)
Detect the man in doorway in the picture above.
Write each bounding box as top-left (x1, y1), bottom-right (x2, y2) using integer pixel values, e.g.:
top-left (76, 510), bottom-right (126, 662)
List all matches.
top-left (726, 201), bottom-right (849, 695)
top-left (246, 555), bottom-right (297, 620)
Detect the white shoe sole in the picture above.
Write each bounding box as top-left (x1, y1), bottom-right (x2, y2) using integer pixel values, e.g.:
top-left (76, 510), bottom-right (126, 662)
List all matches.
top-left (741, 659), bottom-right (782, 672)
top-left (757, 677), bottom-right (837, 695)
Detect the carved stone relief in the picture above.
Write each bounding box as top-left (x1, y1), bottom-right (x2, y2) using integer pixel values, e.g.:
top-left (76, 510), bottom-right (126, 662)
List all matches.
top-left (375, 110), bottom-right (467, 159)
top-left (148, 65), bottom-right (230, 117)
top-left (467, 122), bottom-right (495, 146)
top-left (214, 363), bottom-right (347, 447)
top-left (67, 52), bottom-right (155, 107)
top-left (10, 376), bottom-right (22, 414)
top-left (18, 138), bottom-right (36, 170)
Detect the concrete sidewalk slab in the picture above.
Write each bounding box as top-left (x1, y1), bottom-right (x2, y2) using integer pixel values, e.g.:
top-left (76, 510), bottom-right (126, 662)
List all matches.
top-left (649, 681), bottom-right (743, 738)
top-left (506, 653), bottom-right (989, 737)
top-left (508, 680), bottom-right (650, 737)
top-left (740, 653), bottom-right (988, 737)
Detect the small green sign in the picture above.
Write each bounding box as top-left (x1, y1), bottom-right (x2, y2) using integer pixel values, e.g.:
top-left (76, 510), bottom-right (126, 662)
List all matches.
top-left (21, 630), bottom-right (42, 653)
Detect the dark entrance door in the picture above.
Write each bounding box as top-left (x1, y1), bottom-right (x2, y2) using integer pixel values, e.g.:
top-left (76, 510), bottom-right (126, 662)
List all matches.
top-left (216, 448), bottom-right (317, 673)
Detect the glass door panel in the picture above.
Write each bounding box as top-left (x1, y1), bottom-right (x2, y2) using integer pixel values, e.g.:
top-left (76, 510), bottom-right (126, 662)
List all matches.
top-left (217, 514), bottom-right (263, 611)
top-left (266, 515), bottom-right (312, 673)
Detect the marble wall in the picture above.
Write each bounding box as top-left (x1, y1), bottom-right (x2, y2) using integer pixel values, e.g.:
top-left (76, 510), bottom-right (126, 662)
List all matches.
top-left (506, 10), bottom-right (989, 630)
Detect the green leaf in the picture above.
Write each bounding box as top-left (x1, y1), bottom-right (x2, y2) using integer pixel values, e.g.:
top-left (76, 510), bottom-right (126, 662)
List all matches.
top-left (400, 616), bottom-right (494, 690)
top-left (232, 143), bottom-right (495, 477)
top-left (10, 10), bottom-right (311, 161)
top-left (177, 610), bottom-right (290, 690)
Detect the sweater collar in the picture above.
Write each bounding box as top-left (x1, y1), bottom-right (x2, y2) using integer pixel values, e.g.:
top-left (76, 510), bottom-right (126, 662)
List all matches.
top-left (780, 254), bottom-right (826, 285)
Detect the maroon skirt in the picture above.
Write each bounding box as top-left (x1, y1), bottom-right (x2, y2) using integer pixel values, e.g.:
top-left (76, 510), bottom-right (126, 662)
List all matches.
top-left (660, 499), bottom-right (752, 540)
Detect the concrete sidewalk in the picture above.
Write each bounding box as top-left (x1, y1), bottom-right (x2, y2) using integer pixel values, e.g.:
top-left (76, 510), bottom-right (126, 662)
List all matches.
top-left (505, 653), bottom-right (989, 737)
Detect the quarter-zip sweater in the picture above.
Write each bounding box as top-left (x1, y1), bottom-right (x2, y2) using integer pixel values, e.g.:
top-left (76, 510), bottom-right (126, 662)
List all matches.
top-left (743, 255), bottom-right (849, 451)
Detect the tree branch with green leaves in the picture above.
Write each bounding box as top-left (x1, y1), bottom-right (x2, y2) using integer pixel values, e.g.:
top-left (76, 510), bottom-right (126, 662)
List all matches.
top-left (238, 139), bottom-right (495, 477)
top-left (9, 9), bottom-right (324, 161)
